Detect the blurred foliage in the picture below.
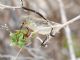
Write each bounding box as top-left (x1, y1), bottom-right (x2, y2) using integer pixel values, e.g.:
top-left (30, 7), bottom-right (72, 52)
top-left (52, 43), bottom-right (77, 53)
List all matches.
top-left (10, 29), bottom-right (34, 48)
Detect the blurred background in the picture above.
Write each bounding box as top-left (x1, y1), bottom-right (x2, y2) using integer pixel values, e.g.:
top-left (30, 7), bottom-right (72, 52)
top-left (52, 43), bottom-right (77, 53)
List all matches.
top-left (0, 0), bottom-right (80, 60)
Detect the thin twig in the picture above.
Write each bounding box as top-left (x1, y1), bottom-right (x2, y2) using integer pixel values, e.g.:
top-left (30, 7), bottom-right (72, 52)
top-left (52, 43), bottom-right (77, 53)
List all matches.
top-left (20, 0), bottom-right (52, 26)
top-left (0, 2), bottom-right (21, 9)
top-left (61, 15), bottom-right (80, 28)
top-left (43, 35), bottom-right (52, 44)
top-left (57, 0), bottom-right (76, 60)
top-left (13, 48), bottom-right (23, 60)
top-left (36, 37), bottom-right (43, 43)
top-left (0, 0), bottom-right (52, 27)
top-left (39, 14), bottom-right (80, 44)
top-left (0, 54), bottom-right (33, 59)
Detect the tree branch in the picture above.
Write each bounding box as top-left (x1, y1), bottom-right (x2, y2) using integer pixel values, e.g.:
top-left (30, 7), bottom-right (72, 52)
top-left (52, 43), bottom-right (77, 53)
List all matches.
top-left (0, 2), bottom-right (21, 9)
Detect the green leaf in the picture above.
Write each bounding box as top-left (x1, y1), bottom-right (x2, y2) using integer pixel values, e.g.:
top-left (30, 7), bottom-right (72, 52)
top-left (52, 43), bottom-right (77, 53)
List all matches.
top-left (10, 33), bottom-right (17, 42)
top-left (10, 32), bottom-right (19, 46)
top-left (17, 33), bottom-right (24, 40)
top-left (18, 39), bottom-right (25, 47)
